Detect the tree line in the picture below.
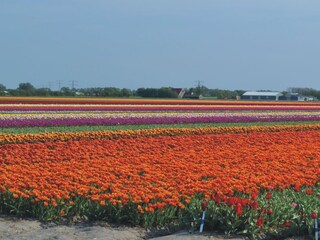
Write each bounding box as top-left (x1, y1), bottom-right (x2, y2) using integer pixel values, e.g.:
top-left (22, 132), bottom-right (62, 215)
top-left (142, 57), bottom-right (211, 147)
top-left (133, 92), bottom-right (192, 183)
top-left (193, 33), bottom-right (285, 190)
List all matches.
top-left (0, 82), bottom-right (319, 100)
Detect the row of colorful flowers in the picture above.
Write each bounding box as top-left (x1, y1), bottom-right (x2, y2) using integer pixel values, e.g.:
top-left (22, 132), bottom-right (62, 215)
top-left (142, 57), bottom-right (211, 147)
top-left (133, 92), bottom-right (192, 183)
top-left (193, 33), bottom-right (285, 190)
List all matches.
top-left (0, 125), bottom-right (319, 237)
top-left (0, 98), bottom-right (319, 238)
top-left (1, 111), bottom-right (320, 127)
top-left (2, 110), bottom-right (320, 119)
top-left (0, 124), bottom-right (320, 145)
top-left (1, 104), bottom-right (320, 111)
top-left (2, 127), bottom-right (319, 196)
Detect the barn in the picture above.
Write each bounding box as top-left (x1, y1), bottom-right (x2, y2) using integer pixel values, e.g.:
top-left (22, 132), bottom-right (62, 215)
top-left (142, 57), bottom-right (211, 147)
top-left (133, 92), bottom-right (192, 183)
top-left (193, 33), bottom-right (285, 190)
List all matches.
top-left (170, 88), bottom-right (186, 98)
top-left (241, 91), bottom-right (283, 101)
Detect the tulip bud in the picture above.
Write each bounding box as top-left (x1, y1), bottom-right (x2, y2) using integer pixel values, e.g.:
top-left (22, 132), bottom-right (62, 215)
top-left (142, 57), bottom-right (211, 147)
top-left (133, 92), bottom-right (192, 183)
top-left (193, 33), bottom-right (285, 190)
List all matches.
top-left (201, 200), bottom-right (207, 211)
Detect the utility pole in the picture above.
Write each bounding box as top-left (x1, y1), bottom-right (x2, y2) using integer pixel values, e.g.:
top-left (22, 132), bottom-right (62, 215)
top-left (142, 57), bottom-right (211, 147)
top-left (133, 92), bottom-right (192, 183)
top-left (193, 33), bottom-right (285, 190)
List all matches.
top-left (195, 80), bottom-right (203, 89)
top-left (57, 80), bottom-right (64, 91)
top-left (69, 80), bottom-right (78, 90)
top-left (194, 81), bottom-right (204, 95)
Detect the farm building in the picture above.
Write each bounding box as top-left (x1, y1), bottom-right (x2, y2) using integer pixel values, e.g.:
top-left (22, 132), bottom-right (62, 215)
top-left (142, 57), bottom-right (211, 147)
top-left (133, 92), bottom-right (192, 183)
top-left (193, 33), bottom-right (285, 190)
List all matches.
top-left (170, 88), bottom-right (186, 98)
top-left (170, 88), bottom-right (203, 99)
top-left (278, 93), bottom-right (317, 101)
top-left (241, 91), bottom-right (283, 101)
top-left (183, 93), bottom-right (203, 99)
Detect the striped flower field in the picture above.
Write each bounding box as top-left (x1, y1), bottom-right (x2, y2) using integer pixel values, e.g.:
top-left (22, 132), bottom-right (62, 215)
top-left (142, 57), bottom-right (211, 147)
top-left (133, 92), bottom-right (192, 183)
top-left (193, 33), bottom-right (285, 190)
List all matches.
top-left (0, 97), bottom-right (319, 239)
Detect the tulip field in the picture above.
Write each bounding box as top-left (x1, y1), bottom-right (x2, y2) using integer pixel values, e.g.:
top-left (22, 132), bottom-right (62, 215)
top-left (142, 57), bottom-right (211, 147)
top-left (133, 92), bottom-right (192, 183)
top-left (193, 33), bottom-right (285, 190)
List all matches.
top-left (0, 97), bottom-right (319, 239)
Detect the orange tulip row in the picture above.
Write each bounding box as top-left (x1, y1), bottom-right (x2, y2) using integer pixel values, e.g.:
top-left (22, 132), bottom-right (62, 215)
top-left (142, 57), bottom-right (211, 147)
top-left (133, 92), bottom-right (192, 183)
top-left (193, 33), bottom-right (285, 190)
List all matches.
top-left (0, 126), bottom-right (319, 210)
top-left (1, 124), bottom-right (320, 145)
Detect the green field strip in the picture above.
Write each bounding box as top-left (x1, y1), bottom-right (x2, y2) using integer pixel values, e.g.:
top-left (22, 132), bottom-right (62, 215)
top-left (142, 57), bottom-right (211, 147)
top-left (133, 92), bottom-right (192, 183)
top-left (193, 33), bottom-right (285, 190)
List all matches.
top-left (0, 121), bottom-right (319, 134)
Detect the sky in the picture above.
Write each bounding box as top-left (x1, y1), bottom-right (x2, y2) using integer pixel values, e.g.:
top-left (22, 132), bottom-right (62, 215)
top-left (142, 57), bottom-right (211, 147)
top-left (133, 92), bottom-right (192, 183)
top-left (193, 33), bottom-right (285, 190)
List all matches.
top-left (1, 0), bottom-right (320, 91)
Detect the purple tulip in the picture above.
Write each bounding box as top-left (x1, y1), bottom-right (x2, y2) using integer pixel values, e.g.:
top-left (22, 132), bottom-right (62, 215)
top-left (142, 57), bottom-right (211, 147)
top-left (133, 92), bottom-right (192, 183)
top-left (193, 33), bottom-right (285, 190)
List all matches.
top-left (0, 115), bottom-right (319, 128)
top-left (1, 106), bottom-right (320, 112)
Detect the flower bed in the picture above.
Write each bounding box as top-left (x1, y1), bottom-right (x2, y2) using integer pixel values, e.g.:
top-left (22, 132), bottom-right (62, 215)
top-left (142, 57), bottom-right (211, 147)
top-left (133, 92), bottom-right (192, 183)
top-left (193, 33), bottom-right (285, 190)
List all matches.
top-left (0, 98), bottom-right (319, 239)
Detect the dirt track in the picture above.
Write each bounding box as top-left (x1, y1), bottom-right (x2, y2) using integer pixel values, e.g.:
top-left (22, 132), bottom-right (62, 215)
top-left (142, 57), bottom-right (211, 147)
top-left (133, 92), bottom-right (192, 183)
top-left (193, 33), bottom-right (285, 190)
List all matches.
top-left (0, 215), bottom-right (246, 240)
top-left (0, 216), bottom-right (309, 240)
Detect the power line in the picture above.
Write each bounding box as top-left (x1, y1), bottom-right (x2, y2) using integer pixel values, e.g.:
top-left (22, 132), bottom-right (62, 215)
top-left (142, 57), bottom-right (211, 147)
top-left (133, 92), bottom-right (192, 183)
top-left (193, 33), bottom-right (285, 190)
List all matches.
top-left (69, 80), bottom-right (78, 89)
top-left (57, 80), bottom-right (64, 90)
top-left (195, 80), bottom-right (204, 89)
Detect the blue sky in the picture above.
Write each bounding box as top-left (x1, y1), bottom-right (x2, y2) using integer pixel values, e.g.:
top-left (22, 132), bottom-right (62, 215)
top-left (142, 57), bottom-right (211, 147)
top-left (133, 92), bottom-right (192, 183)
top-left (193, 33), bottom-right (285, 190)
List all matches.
top-left (1, 1), bottom-right (320, 91)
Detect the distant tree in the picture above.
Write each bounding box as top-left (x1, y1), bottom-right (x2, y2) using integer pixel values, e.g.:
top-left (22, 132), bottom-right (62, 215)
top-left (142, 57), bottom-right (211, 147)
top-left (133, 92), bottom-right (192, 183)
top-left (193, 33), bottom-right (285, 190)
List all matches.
top-left (234, 90), bottom-right (246, 96)
top-left (18, 82), bottom-right (35, 91)
top-left (0, 83), bottom-right (6, 96)
top-left (136, 88), bottom-right (146, 97)
top-left (136, 87), bottom-right (177, 98)
top-left (0, 83), bottom-right (6, 91)
top-left (60, 87), bottom-right (75, 96)
top-left (16, 82), bottom-right (36, 96)
top-left (191, 85), bottom-right (209, 96)
top-left (74, 87), bottom-right (133, 97)
top-left (35, 88), bottom-right (51, 96)
top-left (287, 87), bottom-right (320, 99)
top-left (137, 88), bottom-right (153, 97)
top-left (158, 88), bottom-right (178, 98)
top-left (206, 88), bottom-right (240, 99)
top-left (121, 88), bottom-right (132, 97)
top-left (102, 87), bottom-right (122, 97)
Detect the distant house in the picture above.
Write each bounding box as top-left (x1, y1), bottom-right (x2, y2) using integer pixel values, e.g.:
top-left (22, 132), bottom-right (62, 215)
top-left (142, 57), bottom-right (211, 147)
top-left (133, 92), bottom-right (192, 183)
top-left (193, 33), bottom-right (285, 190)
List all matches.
top-left (296, 96), bottom-right (316, 101)
top-left (183, 93), bottom-right (203, 99)
top-left (241, 91), bottom-right (283, 101)
top-left (278, 93), bottom-right (316, 101)
top-left (302, 96), bottom-right (316, 101)
top-left (170, 88), bottom-right (186, 98)
top-left (279, 93), bottom-right (299, 101)
top-left (75, 91), bottom-right (84, 96)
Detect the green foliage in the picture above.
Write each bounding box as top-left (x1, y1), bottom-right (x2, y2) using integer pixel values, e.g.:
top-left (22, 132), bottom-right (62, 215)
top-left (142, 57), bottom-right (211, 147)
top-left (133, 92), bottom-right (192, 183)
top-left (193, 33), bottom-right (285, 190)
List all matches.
top-left (0, 84), bottom-right (6, 95)
top-left (207, 88), bottom-right (241, 99)
top-left (2, 186), bottom-right (319, 238)
top-left (136, 87), bottom-right (178, 98)
top-left (288, 87), bottom-right (320, 99)
top-left (1, 121), bottom-right (319, 134)
top-left (4, 83), bottom-right (320, 99)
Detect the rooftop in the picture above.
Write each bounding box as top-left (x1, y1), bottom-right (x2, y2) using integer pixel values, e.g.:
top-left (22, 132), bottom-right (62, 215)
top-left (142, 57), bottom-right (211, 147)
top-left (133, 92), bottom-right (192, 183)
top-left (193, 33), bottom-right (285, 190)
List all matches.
top-left (242, 91), bottom-right (282, 96)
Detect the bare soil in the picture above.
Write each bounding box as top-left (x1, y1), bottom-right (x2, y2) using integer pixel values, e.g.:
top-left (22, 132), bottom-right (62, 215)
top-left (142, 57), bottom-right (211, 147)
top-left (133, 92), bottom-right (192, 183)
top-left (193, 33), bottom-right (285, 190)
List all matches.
top-left (0, 215), bottom-right (245, 240)
top-left (0, 215), bottom-right (309, 240)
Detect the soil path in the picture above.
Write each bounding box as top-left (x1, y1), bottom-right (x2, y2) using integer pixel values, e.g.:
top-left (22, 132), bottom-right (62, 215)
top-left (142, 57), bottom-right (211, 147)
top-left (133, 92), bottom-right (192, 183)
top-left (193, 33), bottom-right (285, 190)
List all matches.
top-left (0, 216), bottom-right (245, 240)
top-left (0, 216), bottom-right (307, 240)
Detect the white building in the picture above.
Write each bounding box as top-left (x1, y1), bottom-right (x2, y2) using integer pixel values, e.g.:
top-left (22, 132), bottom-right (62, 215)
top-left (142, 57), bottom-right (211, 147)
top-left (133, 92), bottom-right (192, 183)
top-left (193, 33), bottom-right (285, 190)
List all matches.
top-left (241, 91), bottom-right (283, 101)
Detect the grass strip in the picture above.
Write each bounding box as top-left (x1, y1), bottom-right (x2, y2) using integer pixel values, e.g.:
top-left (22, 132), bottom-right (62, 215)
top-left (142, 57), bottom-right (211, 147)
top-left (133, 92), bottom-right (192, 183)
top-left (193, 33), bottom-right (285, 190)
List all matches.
top-left (0, 121), bottom-right (320, 134)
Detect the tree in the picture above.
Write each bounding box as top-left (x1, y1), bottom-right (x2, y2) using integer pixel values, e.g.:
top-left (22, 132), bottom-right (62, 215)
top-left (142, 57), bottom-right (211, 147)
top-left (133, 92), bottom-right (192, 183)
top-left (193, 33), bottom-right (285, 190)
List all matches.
top-left (15, 82), bottom-right (36, 96)
top-left (102, 87), bottom-right (122, 97)
top-left (190, 85), bottom-right (209, 96)
top-left (158, 87), bottom-right (178, 98)
top-left (0, 83), bottom-right (6, 91)
top-left (136, 87), bottom-right (177, 98)
top-left (0, 83), bottom-right (6, 96)
top-left (60, 87), bottom-right (75, 96)
top-left (121, 88), bottom-right (132, 97)
top-left (206, 88), bottom-right (242, 99)
top-left (35, 88), bottom-right (51, 96)
top-left (18, 82), bottom-right (35, 91)
top-left (287, 87), bottom-right (320, 99)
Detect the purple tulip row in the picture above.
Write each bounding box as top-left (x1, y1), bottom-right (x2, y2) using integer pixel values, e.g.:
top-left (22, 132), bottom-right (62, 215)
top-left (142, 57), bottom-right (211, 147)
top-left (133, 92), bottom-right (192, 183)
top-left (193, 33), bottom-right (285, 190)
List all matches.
top-left (1, 106), bottom-right (320, 112)
top-left (1, 115), bottom-right (320, 128)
